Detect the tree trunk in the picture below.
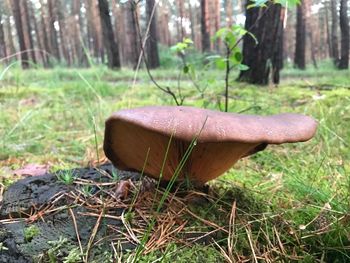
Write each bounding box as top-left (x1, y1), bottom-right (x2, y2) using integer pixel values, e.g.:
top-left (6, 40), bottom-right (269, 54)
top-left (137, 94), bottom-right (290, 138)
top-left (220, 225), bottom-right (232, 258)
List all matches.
top-left (213, 0), bottom-right (220, 51)
top-left (71, 1), bottom-right (89, 66)
top-left (47, 0), bottom-right (60, 62)
top-left (225, 0), bottom-right (233, 27)
top-left (338, 0), bottom-right (349, 69)
top-left (21, 0), bottom-right (36, 64)
top-left (324, 2), bottom-right (333, 58)
top-left (331, 0), bottom-right (339, 64)
top-left (188, 0), bottom-right (197, 48)
top-left (0, 13), bottom-right (7, 61)
top-left (200, 0), bottom-right (210, 52)
top-left (158, 4), bottom-right (171, 47)
top-left (98, 0), bottom-right (121, 69)
top-left (28, 1), bottom-right (46, 66)
top-left (305, 2), bottom-right (318, 69)
top-left (39, 0), bottom-right (51, 67)
top-left (294, 1), bottom-right (306, 69)
top-left (146, 0), bottom-right (160, 69)
top-left (10, 0), bottom-right (29, 68)
top-left (87, 0), bottom-right (104, 62)
top-left (177, 0), bottom-right (185, 42)
top-left (111, 0), bottom-right (122, 63)
top-left (122, 1), bottom-right (140, 68)
top-left (5, 11), bottom-right (17, 60)
top-left (56, 0), bottom-right (71, 66)
top-left (238, 2), bottom-right (285, 85)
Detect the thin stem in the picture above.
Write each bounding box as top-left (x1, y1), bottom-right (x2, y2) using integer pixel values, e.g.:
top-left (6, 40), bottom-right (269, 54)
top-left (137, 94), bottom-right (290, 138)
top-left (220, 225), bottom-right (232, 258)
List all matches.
top-left (225, 43), bottom-right (231, 112)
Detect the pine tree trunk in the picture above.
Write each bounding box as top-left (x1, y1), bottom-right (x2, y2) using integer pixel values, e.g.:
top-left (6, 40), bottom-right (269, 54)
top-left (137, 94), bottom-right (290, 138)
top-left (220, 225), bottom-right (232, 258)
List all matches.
top-left (111, 0), bottom-right (122, 63)
top-left (123, 1), bottom-right (140, 68)
top-left (39, 0), bottom-right (51, 67)
top-left (294, 1), bottom-right (306, 69)
top-left (86, 0), bottom-right (104, 62)
top-left (306, 2), bottom-right (318, 69)
top-left (225, 0), bottom-right (233, 27)
top-left (56, 0), bottom-right (71, 66)
top-left (177, 0), bottom-right (185, 42)
top-left (28, 1), bottom-right (46, 66)
top-left (0, 13), bottom-right (7, 61)
top-left (331, 0), bottom-right (339, 64)
top-left (5, 13), bottom-right (17, 59)
top-left (238, 2), bottom-right (285, 85)
top-left (146, 0), bottom-right (160, 69)
top-left (200, 0), bottom-right (210, 52)
top-left (338, 0), bottom-right (349, 69)
top-left (188, 0), bottom-right (197, 47)
top-left (213, 0), bottom-right (220, 51)
top-left (71, 1), bottom-right (89, 66)
top-left (324, 2), bottom-right (333, 58)
top-left (10, 0), bottom-right (29, 68)
top-left (47, 0), bottom-right (60, 62)
top-left (98, 0), bottom-right (121, 69)
top-left (158, 5), bottom-right (171, 47)
top-left (20, 1), bottom-right (36, 64)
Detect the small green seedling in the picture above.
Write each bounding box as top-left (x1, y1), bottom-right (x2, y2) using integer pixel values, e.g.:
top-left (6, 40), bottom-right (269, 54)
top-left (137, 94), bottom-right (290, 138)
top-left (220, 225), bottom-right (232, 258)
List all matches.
top-left (80, 184), bottom-right (94, 197)
top-left (24, 225), bottom-right (40, 242)
top-left (56, 171), bottom-right (75, 185)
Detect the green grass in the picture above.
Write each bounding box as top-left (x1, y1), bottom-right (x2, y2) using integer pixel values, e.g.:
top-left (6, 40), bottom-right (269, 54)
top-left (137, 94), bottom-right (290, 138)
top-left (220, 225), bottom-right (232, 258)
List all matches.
top-left (0, 63), bottom-right (349, 262)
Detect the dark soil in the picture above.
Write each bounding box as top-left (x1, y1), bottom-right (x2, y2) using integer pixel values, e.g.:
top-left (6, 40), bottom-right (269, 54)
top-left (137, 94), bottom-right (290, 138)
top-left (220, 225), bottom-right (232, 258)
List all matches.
top-left (0, 164), bottom-right (141, 263)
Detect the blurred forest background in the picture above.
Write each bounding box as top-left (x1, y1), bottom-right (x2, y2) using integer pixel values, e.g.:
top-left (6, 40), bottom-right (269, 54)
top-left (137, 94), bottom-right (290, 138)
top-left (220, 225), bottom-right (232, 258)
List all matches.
top-left (0, 0), bottom-right (349, 81)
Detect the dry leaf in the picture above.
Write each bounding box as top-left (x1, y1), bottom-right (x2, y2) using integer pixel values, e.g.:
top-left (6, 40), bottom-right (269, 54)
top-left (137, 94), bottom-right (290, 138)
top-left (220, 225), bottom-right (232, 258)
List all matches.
top-left (13, 164), bottom-right (49, 177)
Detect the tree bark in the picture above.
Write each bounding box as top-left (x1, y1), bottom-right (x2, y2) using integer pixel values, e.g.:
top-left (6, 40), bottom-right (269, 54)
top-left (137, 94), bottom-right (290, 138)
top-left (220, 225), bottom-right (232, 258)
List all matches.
top-left (10, 0), bottom-right (29, 68)
top-left (238, 2), bottom-right (285, 85)
top-left (0, 13), bottom-right (7, 61)
top-left (28, 1), bottom-right (46, 66)
top-left (188, 0), bottom-right (197, 48)
top-left (146, 0), bottom-right (160, 69)
top-left (330, 0), bottom-right (339, 64)
top-left (39, 0), bottom-right (51, 67)
top-left (294, 0), bottom-right (306, 69)
top-left (71, 1), bottom-right (89, 66)
top-left (47, 0), bottom-right (60, 62)
top-left (324, 2), bottom-right (333, 58)
top-left (122, 1), bottom-right (140, 68)
top-left (338, 0), bottom-right (349, 69)
top-left (56, 0), bottom-right (71, 66)
top-left (86, 0), bottom-right (104, 62)
top-left (5, 12), bottom-right (17, 60)
top-left (200, 0), bottom-right (210, 52)
top-left (22, 0), bottom-right (37, 64)
top-left (177, 0), bottom-right (185, 42)
top-left (98, 0), bottom-right (121, 69)
top-left (225, 0), bottom-right (233, 27)
top-left (158, 4), bottom-right (171, 47)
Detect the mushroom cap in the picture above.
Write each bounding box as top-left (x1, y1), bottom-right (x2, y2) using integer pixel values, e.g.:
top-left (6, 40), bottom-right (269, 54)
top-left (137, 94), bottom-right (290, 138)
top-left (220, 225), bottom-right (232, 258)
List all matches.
top-left (104, 106), bottom-right (317, 183)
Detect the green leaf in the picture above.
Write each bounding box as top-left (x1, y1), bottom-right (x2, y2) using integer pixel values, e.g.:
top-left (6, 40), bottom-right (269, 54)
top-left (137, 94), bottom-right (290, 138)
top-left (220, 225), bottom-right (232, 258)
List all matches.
top-left (215, 58), bottom-right (227, 70)
top-left (183, 65), bottom-right (189, 74)
top-left (274, 0), bottom-right (300, 8)
top-left (247, 0), bottom-right (268, 8)
top-left (206, 55), bottom-right (221, 61)
top-left (183, 38), bottom-right (193, 44)
top-left (232, 25), bottom-right (247, 36)
top-left (238, 64), bottom-right (249, 71)
top-left (234, 51), bottom-right (243, 63)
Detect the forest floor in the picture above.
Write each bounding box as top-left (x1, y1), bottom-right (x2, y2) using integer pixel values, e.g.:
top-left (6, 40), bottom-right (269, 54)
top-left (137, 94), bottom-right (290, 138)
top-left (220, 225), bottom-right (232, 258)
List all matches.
top-left (0, 63), bottom-right (349, 262)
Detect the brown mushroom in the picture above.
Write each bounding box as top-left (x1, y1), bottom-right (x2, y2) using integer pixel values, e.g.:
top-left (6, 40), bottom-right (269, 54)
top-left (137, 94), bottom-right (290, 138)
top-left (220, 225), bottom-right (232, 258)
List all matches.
top-left (103, 106), bottom-right (317, 184)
